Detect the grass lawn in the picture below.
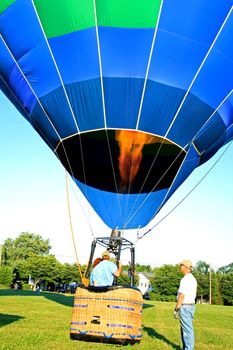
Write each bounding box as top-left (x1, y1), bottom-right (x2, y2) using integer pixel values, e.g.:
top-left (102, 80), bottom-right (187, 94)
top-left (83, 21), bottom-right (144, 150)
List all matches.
top-left (0, 289), bottom-right (233, 350)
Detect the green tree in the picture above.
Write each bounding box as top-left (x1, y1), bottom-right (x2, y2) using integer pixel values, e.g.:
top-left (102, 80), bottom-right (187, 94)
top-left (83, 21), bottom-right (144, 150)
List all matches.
top-left (193, 261), bottom-right (210, 303)
top-left (59, 263), bottom-right (81, 284)
top-left (135, 263), bottom-right (152, 273)
top-left (117, 271), bottom-right (139, 286)
top-left (151, 264), bottom-right (181, 301)
top-left (216, 263), bottom-right (233, 305)
top-left (1, 238), bottom-right (14, 266)
top-left (218, 263), bottom-right (233, 274)
top-left (0, 266), bottom-right (15, 286)
top-left (26, 254), bottom-right (62, 287)
top-left (219, 273), bottom-right (233, 305)
top-left (213, 273), bottom-right (223, 305)
top-left (12, 259), bottom-right (31, 282)
top-left (2, 232), bottom-right (51, 265)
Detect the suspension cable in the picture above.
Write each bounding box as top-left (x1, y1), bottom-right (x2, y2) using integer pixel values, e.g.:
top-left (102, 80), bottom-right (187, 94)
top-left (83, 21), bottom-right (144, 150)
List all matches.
top-left (136, 139), bottom-right (233, 242)
top-left (66, 173), bottom-right (95, 239)
top-left (65, 171), bottom-right (84, 282)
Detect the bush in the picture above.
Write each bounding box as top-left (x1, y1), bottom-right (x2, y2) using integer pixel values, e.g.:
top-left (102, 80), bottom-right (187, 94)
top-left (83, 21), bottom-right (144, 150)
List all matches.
top-left (0, 266), bottom-right (14, 286)
top-left (150, 292), bottom-right (176, 302)
top-left (22, 283), bottom-right (34, 291)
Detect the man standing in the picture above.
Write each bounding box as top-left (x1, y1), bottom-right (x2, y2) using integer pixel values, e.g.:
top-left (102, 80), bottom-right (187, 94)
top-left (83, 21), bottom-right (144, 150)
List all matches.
top-left (174, 260), bottom-right (197, 350)
top-left (90, 250), bottom-right (122, 287)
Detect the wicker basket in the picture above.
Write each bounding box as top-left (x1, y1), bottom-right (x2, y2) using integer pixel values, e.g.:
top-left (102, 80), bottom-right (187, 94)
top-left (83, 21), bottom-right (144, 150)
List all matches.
top-left (70, 285), bottom-right (143, 344)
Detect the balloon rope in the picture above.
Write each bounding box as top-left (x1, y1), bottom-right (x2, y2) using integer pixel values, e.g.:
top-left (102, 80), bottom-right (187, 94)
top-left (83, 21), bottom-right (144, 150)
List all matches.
top-left (67, 175), bottom-right (95, 239)
top-left (93, 0), bottom-right (125, 226)
top-left (125, 88), bottom-right (233, 229)
top-left (32, 0), bottom-right (93, 222)
top-left (32, 0), bottom-right (80, 133)
top-left (124, 144), bottom-right (187, 229)
top-left (0, 34), bottom-right (61, 141)
top-left (105, 131), bottom-right (125, 228)
top-left (125, 1), bottom-right (164, 224)
top-left (1, 17), bottom-right (89, 220)
top-left (125, 8), bottom-right (233, 227)
top-left (65, 171), bottom-right (83, 281)
top-left (93, 0), bottom-right (107, 129)
top-left (164, 6), bottom-right (233, 139)
top-left (0, 75), bottom-right (55, 150)
top-left (135, 0), bottom-right (164, 130)
top-left (136, 139), bottom-right (233, 241)
top-left (0, 39), bottom-right (91, 235)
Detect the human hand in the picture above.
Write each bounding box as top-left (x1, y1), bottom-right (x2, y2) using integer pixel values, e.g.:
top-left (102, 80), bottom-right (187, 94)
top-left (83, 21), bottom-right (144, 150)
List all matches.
top-left (173, 308), bottom-right (179, 319)
top-left (118, 261), bottom-right (122, 268)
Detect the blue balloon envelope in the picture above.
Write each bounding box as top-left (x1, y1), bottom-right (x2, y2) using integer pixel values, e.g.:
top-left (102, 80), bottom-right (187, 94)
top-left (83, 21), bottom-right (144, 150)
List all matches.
top-left (0, 0), bottom-right (233, 229)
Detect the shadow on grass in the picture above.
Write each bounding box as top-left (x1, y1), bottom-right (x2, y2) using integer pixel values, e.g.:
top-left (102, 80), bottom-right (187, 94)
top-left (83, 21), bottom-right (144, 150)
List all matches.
top-left (143, 325), bottom-right (181, 350)
top-left (0, 289), bottom-right (155, 310)
top-left (43, 292), bottom-right (74, 307)
top-left (143, 302), bottom-right (154, 309)
top-left (0, 289), bottom-right (74, 307)
top-left (0, 289), bottom-right (36, 296)
top-left (0, 313), bottom-right (24, 327)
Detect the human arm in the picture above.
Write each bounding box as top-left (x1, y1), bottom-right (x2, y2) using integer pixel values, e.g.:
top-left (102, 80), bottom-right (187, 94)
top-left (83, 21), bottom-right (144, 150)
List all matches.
top-left (175, 292), bottom-right (185, 310)
top-left (113, 261), bottom-right (122, 277)
top-left (90, 270), bottom-right (98, 286)
top-left (174, 292), bottom-right (185, 319)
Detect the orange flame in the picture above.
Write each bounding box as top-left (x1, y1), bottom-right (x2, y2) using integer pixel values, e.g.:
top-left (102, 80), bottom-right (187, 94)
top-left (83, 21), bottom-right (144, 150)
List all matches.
top-left (116, 130), bottom-right (154, 189)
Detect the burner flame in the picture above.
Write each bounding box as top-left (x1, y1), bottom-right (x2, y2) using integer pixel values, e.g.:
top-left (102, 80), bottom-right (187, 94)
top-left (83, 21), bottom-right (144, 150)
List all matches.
top-left (116, 130), bottom-right (154, 189)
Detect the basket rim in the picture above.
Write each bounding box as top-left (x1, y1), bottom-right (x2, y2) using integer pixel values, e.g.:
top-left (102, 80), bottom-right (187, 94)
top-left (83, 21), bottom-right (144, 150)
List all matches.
top-left (77, 284), bottom-right (141, 294)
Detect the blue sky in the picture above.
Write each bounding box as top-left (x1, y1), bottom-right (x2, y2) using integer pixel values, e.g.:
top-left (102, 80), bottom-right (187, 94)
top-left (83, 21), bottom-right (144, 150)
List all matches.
top-left (1, 90), bottom-right (233, 270)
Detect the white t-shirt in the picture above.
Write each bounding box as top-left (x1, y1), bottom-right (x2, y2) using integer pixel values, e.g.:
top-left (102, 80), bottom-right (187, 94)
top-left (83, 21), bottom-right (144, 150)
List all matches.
top-left (178, 273), bottom-right (197, 304)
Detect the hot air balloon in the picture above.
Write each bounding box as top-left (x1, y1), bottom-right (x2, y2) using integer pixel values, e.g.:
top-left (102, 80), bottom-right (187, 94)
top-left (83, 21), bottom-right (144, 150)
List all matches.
top-left (1, 0), bottom-right (233, 344)
top-left (0, 0), bottom-right (232, 231)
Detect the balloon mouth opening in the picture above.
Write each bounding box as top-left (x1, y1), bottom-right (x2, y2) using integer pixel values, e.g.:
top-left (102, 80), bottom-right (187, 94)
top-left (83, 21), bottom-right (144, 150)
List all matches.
top-left (57, 129), bottom-right (186, 194)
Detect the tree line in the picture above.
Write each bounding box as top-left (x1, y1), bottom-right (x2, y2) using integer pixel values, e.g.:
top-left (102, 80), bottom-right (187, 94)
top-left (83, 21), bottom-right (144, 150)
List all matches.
top-left (0, 232), bottom-right (232, 305)
top-left (0, 232), bottom-right (132, 290)
top-left (149, 262), bottom-right (233, 305)
top-left (0, 232), bottom-right (82, 290)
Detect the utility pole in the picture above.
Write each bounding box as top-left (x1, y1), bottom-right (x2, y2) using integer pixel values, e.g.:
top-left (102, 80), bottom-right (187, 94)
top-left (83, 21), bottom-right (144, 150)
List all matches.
top-left (209, 264), bottom-right (212, 305)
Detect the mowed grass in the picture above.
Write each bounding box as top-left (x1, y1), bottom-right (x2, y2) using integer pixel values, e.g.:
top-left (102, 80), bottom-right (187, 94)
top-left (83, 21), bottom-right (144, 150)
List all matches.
top-left (0, 289), bottom-right (233, 350)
